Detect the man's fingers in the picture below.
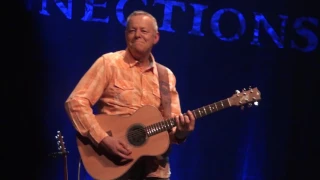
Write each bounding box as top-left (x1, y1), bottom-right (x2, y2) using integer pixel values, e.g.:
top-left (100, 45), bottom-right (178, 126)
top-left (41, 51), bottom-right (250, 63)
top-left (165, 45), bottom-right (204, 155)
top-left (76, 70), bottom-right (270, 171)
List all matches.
top-left (117, 152), bottom-right (133, 160)
top-left (187, 110), bottom-right (195, 120)
top-left (179, 114), bottom-right (185, 126)
top-left (116, 146), bottom-right (133, 159)
top-left (119, 140), bottom-right (130, 150)
top-left (175, 115), bottom-right (180, 128)
top-left (184, 114), bottom-right (190, 124)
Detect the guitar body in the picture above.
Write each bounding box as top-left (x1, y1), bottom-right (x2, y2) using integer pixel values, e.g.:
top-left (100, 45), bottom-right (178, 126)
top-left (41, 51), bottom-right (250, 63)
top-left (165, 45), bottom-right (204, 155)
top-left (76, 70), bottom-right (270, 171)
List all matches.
top-left (76, 105), bottom-right (170, 180)
top-left (76, 87), bottom-right (262, 180)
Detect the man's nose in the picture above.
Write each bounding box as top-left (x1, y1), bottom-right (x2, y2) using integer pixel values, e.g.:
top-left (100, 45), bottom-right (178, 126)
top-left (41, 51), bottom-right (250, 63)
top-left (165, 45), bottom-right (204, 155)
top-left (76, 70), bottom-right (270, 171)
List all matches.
top-left (134, 30), bottom-right (141, 38)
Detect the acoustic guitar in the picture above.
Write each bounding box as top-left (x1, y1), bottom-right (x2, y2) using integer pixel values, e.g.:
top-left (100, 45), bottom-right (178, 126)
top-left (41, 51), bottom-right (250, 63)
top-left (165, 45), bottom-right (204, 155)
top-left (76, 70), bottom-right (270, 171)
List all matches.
top-left (55, 130), bottom-right (69, 180)
top-left (76, 87), bottom-right (261, 180)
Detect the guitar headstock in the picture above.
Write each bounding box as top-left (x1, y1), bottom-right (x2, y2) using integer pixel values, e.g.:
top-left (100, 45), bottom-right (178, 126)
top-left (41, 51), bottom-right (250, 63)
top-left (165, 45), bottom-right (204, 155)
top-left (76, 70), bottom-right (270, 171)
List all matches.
top-left (56, 130), bottom-right (68, 156)
top-left (229, 86), bottom-right (261, 109)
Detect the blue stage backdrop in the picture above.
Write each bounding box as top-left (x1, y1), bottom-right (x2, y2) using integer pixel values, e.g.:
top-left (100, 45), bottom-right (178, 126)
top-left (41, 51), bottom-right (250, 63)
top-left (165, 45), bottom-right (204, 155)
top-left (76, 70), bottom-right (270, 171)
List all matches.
top-left (16, 0), bottom-right (318, 180)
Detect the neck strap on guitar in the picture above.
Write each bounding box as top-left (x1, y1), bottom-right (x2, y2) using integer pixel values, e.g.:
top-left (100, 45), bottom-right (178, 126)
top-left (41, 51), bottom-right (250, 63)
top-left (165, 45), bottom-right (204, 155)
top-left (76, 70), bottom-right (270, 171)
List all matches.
top-left (156, 63), bottom-right (172, 120)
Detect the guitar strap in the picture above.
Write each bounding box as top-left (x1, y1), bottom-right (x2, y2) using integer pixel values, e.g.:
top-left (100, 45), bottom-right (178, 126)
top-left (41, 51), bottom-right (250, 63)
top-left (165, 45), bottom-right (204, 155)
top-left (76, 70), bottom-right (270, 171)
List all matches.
top-left (156, 63), bottom-right (172, 120)
top-left (155, 62), bottom-right (173, 163)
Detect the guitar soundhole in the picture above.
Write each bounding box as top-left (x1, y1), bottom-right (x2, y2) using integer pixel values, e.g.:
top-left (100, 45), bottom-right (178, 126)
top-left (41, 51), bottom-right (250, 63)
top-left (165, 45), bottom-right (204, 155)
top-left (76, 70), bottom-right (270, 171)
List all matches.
top-left (127, 124), bottom-right (147, 147)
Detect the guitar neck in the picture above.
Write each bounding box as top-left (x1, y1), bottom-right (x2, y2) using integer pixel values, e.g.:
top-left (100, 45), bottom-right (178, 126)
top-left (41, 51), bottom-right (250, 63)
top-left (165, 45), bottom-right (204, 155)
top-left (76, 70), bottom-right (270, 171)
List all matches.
top-left (63, 155), bottom-right (68, 180)
top-left (145, 98), bottom-right (231, 137)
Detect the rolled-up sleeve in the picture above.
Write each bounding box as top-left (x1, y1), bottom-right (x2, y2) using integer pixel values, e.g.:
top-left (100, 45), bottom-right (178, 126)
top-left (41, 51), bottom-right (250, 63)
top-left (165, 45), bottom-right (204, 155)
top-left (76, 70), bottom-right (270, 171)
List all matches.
top-left (64, 56), bottom-right (111, 146)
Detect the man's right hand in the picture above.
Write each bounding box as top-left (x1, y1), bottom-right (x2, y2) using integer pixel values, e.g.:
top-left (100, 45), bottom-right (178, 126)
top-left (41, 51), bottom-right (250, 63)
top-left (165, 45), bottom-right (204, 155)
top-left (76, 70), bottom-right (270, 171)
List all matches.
top-left (100, 136), bottom-right (133, 160)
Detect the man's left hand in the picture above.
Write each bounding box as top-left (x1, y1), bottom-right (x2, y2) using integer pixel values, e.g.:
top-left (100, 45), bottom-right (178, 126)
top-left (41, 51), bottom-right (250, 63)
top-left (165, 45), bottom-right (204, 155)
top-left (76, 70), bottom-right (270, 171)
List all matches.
top-left (174, 110), bottom-right (196, 139)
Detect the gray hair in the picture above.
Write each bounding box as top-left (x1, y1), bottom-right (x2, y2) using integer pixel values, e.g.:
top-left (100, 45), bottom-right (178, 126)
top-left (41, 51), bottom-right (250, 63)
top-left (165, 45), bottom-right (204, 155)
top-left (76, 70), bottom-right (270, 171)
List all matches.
top-left (126, 10), bottom-right (159, 33)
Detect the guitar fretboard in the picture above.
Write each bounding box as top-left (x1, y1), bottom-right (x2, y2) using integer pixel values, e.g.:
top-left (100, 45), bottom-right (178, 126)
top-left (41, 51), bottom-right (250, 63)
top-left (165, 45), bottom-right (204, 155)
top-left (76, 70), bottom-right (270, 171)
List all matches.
top-left (144, 99), bottom-right (231, 137)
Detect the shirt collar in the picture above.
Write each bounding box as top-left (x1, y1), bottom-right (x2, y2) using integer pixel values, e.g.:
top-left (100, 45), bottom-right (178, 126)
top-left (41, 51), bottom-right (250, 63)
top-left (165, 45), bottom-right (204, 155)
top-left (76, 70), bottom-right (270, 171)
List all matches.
top-left (122, 49), bottom-right (157, 74)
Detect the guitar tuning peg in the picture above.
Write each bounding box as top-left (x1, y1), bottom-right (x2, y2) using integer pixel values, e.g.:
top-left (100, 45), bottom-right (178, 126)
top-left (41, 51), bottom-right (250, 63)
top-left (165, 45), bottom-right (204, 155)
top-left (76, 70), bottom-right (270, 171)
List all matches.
top-left (240, 105), bottom-right (245, 110)
top-left (247, 103), bottom-right (252, 108)
top-left (235, 90), bottom-right (240, 94)
top-left (254, 101), bottom-right (259, 106)
top-left (249, 86), bottom-right (252, 89)
top-left (55, 136), bottom-right (58, 139)
top-left (243, 88), bottom-right (246, 91)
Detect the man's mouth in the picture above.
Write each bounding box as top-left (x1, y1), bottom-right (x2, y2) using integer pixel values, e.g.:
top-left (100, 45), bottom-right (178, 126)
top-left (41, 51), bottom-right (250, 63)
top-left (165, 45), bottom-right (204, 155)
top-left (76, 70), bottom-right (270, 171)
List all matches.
top-left (133, 40), bottom-right (144, 44)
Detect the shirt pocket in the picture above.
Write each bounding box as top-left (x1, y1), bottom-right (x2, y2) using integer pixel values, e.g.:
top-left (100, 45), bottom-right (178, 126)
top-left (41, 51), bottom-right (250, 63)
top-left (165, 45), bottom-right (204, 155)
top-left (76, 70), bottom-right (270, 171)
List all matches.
top-left (113, 79), bottom-right (134, 105)
top-left (114, 79), bottom-right (134, 90)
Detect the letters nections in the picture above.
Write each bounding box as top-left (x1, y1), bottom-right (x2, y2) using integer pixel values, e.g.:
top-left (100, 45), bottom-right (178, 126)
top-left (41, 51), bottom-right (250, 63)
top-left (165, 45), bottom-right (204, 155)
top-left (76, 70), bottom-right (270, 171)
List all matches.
top-left (36, 0), bottom-right (318, 52)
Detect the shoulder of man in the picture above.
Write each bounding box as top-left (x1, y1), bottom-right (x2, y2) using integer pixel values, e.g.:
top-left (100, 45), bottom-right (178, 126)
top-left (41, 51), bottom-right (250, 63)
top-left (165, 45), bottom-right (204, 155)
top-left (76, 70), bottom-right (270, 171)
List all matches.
top-left (101, 50), bottom-right (124, 59)
top-left (99, 50), bottom-right (125, 64)
top-left (156, 62), bottom-right (175, 76)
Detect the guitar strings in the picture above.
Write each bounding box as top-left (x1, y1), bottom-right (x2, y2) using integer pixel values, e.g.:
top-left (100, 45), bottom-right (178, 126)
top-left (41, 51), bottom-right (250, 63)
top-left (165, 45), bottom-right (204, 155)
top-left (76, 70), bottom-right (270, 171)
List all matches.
top-left (101, 99), bottom-right (243, 146)
top-left (115, 128), bottom-right (169, 149)
top-left (114, 120), bottom-right (176, 143)
top-left (118, 125), bottom-right (165, 140)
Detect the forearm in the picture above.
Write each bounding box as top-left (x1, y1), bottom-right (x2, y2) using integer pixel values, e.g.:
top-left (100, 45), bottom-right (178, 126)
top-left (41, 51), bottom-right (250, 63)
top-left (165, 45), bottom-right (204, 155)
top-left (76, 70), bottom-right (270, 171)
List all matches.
top-left (65, 96), bottom-right (108, 146)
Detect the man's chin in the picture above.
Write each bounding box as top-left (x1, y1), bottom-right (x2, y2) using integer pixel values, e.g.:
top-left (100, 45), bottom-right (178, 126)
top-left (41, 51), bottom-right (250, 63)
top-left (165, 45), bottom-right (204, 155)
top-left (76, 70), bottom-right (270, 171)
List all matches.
top-left (131, 48), bottom-right (147, 55)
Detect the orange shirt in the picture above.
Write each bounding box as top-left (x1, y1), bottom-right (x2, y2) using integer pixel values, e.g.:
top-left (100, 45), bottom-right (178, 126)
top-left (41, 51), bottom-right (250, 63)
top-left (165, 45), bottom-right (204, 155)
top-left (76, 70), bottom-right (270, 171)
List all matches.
top-left (65, 49), bottom-right (183, 178)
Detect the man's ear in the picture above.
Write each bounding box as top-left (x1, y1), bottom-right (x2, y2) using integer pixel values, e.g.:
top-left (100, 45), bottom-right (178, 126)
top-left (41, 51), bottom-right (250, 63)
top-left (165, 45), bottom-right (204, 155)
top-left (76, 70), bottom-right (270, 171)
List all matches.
top-left (153, 32), bottom-right (160, 45)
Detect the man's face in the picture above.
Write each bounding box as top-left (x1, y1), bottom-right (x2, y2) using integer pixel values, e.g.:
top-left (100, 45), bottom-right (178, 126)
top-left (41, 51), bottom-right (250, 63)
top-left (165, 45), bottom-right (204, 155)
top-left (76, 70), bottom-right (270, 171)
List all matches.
top-left (125, 15), bottom-right (159, 56)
